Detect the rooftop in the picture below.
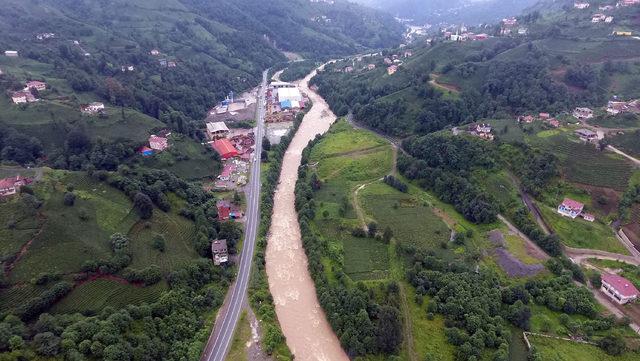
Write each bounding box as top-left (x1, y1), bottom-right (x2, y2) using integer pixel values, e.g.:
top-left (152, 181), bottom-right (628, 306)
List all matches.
top-left (602, 273), bottom-right (640, 297)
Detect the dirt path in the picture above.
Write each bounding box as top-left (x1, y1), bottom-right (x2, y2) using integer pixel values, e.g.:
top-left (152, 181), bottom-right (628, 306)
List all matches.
top-left (428, 73), bottom-right (460, 94)
top-left (398, 283), bottom-right (418, 361)
top-left (498, 215), bottom-right (550, 260)
top-left (564, 246), bottom-right (640, 266)
top-left (607, 145), bottom-right (640, 166)
top-left (265, 64), bottom-right (349, 361)
top-left (3, 213), bottom-right (46, 276)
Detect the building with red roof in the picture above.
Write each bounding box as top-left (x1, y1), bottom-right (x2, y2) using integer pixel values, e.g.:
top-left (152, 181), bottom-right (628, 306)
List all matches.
top-left (601, 273), bottom-right (639, 304)
top-left (0, 176), bottom-right (31, 197)
top-left (149, 135), bottom-right (169, 151)
top-left (212, 139), bottom-right (239, 159)
top-left (26, 80), bottom-right (46, 91)
top-left (557, 198), bottom-right (584, 219)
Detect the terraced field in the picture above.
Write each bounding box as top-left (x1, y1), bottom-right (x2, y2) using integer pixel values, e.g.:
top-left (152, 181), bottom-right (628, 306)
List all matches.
top-left (360, 182), bottom-right (451, 252)
top-left (51, 279), bottom-right (168, 314)
top-left (530, 133), bottom-right (634, 190)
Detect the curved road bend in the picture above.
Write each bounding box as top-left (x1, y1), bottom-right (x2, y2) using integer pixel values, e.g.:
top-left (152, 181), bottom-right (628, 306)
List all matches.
top-left (200, 70), bottom-right (268, 361)
top-left (265, 65), bottom-right (349, 361)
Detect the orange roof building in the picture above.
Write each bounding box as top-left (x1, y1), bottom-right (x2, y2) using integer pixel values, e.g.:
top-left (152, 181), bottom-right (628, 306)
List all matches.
top-left (212, 139), bottom-right (239, 159)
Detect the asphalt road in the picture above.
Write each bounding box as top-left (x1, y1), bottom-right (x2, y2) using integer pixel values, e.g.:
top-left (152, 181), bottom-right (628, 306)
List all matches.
top-left (200, 70), bottom-right (268, 361)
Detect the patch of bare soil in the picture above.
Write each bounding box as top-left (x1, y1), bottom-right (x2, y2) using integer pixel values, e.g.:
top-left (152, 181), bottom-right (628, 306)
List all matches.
top-left (575, 183), bottom-right (621, 215)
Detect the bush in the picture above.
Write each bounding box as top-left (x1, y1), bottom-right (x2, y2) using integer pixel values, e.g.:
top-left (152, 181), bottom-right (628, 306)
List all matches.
top-left (152, 235), bottom-right (166, 252)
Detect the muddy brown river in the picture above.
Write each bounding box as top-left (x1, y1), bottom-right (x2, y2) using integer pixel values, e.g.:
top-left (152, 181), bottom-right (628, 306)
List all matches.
top-left (265, 66), bottom-right (349, 361)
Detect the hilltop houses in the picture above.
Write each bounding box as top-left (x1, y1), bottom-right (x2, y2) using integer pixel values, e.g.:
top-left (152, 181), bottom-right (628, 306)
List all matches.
top-left (470, 123), bottom-right (494, 140)
top-left (80, 102), bottom-right (105, 115)
top-left (557, 198), bottom-right (584, 219)
top-left (387, 65), bottom-right (398, 75)
top-left (149, 134), bottom-right (169, 152)
top-left (618, 0), bottom-right (640, 6)
top-left (592, 13), bottom-right (607, 22)
top-left (0, 176), bottom-right (32, 197)
top-left (4, 51), bottom-right (18, 57)
top-left (601, 273), bottom-right (639, 304)
top-left (150, 49), bottom-right (160, 56)
top-left (26, 80), bottom-right (46, 91)
top-left (574, 2), bottom-right (590, 8)
top-left (36, 33), bottom-right (55, 41)
top-left (573, 107), bottom-right (594, 119)
top-left (211, 239), bottom-right (228, 266)
top-left (367, 64), bottom-right (376, 70)
top-left (11, 90), bottom-right (37, 104)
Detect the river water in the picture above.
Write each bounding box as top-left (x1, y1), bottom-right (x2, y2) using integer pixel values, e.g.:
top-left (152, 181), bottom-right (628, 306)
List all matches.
top-left (265, 67), bottom-right (349, 361)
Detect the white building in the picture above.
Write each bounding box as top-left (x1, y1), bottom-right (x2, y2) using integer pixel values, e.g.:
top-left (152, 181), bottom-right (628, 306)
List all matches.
top-left (4, 51), bottom-right (18, 57)
top-left (276, 87), bottom-right (303, 103)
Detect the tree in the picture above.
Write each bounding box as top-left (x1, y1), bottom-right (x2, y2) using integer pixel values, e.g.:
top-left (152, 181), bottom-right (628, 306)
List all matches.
top-left (63, 192), bottom-right (76, 206)
top-left (152, 235), bottom-right (166, 252)
top-left (383, 227), bottom-right (393, 243)
top-left (375, 305), bottom-right (402, 353)
top-left (598, 333), bottom-right (626, 356)
top-left (590, 272), bottom-right (602, 288)
top-left (233, 191), bottom-right (241, 204)
top-left (367, 222), bottom-right (378, 238)
top-left (262, 137), bottom-right (271, 151)
top-left (133, 192), bottom-right (153, 219)
top-left (33, 332), bottom-right (61, 356)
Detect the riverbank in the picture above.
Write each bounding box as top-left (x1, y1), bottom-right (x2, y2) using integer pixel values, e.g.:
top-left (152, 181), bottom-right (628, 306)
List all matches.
top-left (265, 66), bottom-right (349, 360)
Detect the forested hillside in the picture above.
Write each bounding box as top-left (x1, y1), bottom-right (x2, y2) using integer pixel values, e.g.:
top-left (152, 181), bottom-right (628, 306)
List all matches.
top-left (312, 1), bottom-right (640, 137)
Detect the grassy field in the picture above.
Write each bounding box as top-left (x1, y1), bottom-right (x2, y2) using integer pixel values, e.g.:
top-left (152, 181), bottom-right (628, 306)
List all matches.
top-left (589, 114), bottom-right (640, 129)
top-left (51, 279), bottom-right (168, 314)
top-left (538, 204), bottom-right (628, 254)
top-left (610, 130), bottom-right (640, 159)
top-left (141, 134), bottom-right (221, 180)
top-left (226, 311), bottom-right (251, 361)
top-left (529, 334), bottom-right (640, 361)
top-left (529, 132), bottom-right (634, 191)
top-left (308, 120), bottom-right (393, 281)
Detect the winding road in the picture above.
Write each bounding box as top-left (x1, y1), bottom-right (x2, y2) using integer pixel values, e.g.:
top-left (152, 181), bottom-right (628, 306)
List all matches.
top-left (200, 70), bottom-right (268, 361)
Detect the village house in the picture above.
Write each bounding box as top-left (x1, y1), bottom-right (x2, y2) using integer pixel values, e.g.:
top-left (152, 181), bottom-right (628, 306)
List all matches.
top-left (121, 65), bottom-right (135, 72)
top-left (612, 31), bottom-right (632, 36)
top-left (471, 33), bottom-right (489, 41)
top-left (206, 121), bottom-right (230, 140)
top-left (217, 200), bottom-right (243, 221)
top-left (605, 16), bottom-right (614, 23)
top-left (403, 50), bottom-right (413, 58)
top-left (518, 27), bottom-right (528, 35)
top-left (36, 33), bottom-right (55, 40)
top-left (149, 134), bottom-right (169, 151)
top-left (573, 107), bottom-right (594, 119)
top-left (548, 118), bottom-right (560, 128)
top-left (383, 57), bottom-right (393, 65)
top-left (150, 49), bottom-right (160, 56)
top-left (557, 198), bottom-right (584, 219)
top-left (387, 65), bottom-right (398, 75)
top-left (575, 128), bottom-right (598, 141)
top-left (168, 61), bottom-right (177, 68)
top-left (539, 113), bottom-right (550, 120)
top-left (26, 80), bottom-right (46, 91)
top-left (80, 102), bottom-right (105, 115)
top-left (211, 239), bottom-right (228, 266)
top-left (607, 100), bottom-right (628, 115)
top-left (618, 0), bottom-right (640, 6)
top-left (502, 17), bottom-right (518, 26)
top-left (592, 13), bottom-right (607, 22)
top-left (518, 115), bottom-right (535, 123)
top-left (344, 66), bottom-right (354, 73)
top-left (11, 90), bottom-right (37, 104)
top-left (0, 176), bottom-right (31, 197)
top-left (599, 4), bottom-right (615, 10)
top-left (4, 51), bottom-right (18, 57)
top-left (367, 64), bottom-right (376, 70)
top-left (582, 213), bottom-right (595, 222)
top-left (601, 273), bottom-right (639, 304)
top-left (574, 1), bottom-right (590, 8)
top-left (212, 138), bottom-right (239, 159)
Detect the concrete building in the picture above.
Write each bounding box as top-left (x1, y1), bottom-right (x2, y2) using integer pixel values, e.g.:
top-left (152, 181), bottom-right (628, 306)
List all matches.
top-left (206, 122), bottom-right (230, 139)
top-left (212, 239), bottom-right (229, 266)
